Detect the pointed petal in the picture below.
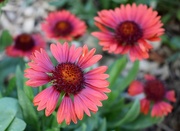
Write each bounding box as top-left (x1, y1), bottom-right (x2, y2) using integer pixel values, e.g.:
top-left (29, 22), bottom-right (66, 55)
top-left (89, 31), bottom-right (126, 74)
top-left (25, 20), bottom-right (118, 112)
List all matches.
top-left (45, 88), bottom-right (60, 116)
top-left (165, 91), bottom-right (176, 102)
top-left (140, 98), bottom-right (150, 115)
top-left (128, 81), bottom-right (144, 96)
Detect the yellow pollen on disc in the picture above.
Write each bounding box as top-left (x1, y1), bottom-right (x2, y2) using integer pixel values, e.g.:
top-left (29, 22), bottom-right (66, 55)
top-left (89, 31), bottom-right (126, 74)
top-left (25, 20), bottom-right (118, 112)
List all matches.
top-left (61, 64), bottom-right (78, 84)
top-left (121, 23), bottom-right (135, 35)
top-left (52, 63), bottom-right (84, 94)
top-left (57, 21), bottom-right (68, 30)
top-left (20, 34), bottom-right (31, 43)
top-left (62, 70), bottom-right (77, 83)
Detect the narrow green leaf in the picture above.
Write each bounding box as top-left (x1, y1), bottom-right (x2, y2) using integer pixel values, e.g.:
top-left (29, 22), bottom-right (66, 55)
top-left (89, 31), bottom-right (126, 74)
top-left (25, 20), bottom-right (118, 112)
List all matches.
top-left (6, 117), bottom-right (26, 131)
top-left (50, 112), bottom-right (61, 129)
top-left (121, 114), bottom-right (164, 130)
top-left (99, 118), bottom-right (107, 131)
top-left (4, 76), bottom-right (16, 96)
top-left (108, 99), bottom-right (140, 128)
top-left (106, 60), bottom-right (139, 105)
top-left (16, 66), bottom-right (24, 90)
top-left (15, 66), bottom-right (39, 131)
top-left (23, 64), bottom-right (34, 100)
top-left (23, 83), bottom-right (34, 101)
top-left (108, 56), bottom-right (127, 88)
top-left (118, 60), bottom-right (139, 93)
top-left (48, 0), bottom-right (67, 7)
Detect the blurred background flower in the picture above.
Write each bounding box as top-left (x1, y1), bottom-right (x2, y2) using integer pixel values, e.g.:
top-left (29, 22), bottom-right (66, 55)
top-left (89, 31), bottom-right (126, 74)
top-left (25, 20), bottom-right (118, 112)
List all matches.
top-left (128, 74), bottom-right (176, 117)
top-left (5, 33), bottom-right (46, 58)
top-left (41, 10), bottom-right (87, 41)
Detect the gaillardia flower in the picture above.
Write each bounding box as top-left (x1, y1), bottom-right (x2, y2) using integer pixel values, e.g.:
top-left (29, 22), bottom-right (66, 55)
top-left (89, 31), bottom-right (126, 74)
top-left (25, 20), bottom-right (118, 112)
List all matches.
top-left (92, 3), bottom-right (164, 61)
top-left (41, 10), bottom-right (86, 41)
top-left (128, 75), bottom-right (176, 117)
top-left (6, 33), bottom-right (46, 58)
top-left (24, 42), bottom-right (110, 125)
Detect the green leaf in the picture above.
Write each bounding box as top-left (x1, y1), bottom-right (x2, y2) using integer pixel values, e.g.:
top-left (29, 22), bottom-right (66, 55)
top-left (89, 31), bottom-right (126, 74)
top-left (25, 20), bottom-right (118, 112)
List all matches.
top-left (108, 56), bottom-right (127, 88)
top-left (48, 0), bottom-right (67, 7)
top-left (6, 118), bottom-right (26, 131)
top-left (23, 64), bottom-right (34, 100)
top-left (108, 99), bottom-right (140, 128)
top-left (106, 60), bottom-right (139, 105)
top-left (100, 0), bottom-right (111, 9)
top-left (0, 97), bottom-right (24, 131)
top-left (15, 66), bottom-right (39, 131)
top-left (0, 30), bottom-right (13, 51)
top-left (121, 100), bottom-right (140, 123)
top-left (0, 98), bottom-right (17, 131)
top-left (4, 76), bottom-right (16, 96)
top-left (45, 128), bottom-right (59, 131)
top-left (16, 66), bottom-right (24, 90)
top-left (121, 114), bottom-right (164, 130)
top-left (23, 82), bottom-right (34, 101)
top-left (112, 0), bottom-right (128, 4)
top-left (99, 118), bottom-right (107, 131)
top-left (74, 123), bottom-right (87, 131)
top-left (0, 115), bottom-right (15, 131)
top-left (118, 60), bottom-right (139, 93)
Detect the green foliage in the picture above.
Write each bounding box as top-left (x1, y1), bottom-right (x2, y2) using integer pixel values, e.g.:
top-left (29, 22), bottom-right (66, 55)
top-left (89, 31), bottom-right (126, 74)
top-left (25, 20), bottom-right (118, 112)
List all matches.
top-left (121, 114), bottom-right (163, 130)
top-left (15, 66), bottom-right (39, 131)
top-left (0, 30), bottom-right (13, 51)
top-left (106, 60), bottom-right (139, 104)
top-left (108, 99), bottom-right (140, 128)
top-left (0, 97), bottom-right (26, 131)
top-left (108, 56), bottom-right (127, 88)
top-left (48, 0), bottom-right (67, 7)
top-left (118, 60), bottom-right (139, 93)
top-left (0, 57), bottom-right (24, 96)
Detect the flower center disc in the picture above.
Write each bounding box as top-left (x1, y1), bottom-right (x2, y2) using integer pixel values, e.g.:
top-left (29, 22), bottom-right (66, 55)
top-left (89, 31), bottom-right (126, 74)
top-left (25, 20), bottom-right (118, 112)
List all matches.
top-left (54, 21), bottom-right (73, 36)
top-left (115, 21), bottom-right (142, 45)
top-left (51, 63), bottom-right (84, 94)
top-left (14, 34), bottom-right (35, 51)
top-left (144, 80), bottom-right (165, 102)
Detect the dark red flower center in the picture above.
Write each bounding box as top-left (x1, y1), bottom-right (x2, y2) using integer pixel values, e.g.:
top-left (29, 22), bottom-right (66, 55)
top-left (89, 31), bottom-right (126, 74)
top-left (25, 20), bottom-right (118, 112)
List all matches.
top-left (51, 63), bottom-right (84, 94)
top-left (14, 33), bottom-right (35, 51)
top-left (144, 80), bottom-right (166, 102)
top-left (115, 21), bottom-right (143, 45)
top-left (0, 0), bottom-right (4, 3)
top-left (53, 21), bottom-right (73, 37)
